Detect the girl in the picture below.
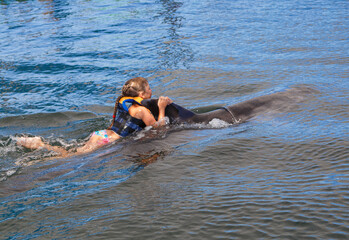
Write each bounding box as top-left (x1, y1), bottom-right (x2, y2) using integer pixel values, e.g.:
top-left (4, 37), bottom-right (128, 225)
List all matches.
top-left (17, 77), bottom-right (173, 157)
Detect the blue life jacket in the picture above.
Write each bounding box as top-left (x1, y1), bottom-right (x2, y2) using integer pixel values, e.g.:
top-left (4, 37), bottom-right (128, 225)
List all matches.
top-left (111, 97), bottom-right (146, 137)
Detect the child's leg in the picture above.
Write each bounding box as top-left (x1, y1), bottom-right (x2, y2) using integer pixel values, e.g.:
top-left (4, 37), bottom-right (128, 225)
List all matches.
top-left (17, 137), bottom-right (45, 149)
top-left (17, 130), bottom-right (120, 157)
top-left (75, 130), bottom-right (120, 154)
top-left (17, 136), bottom-right (69, 156)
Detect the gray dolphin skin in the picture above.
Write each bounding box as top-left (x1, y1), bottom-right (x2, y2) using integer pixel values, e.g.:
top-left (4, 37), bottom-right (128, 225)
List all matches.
top-left (141, 87), bottom-right (313, 125)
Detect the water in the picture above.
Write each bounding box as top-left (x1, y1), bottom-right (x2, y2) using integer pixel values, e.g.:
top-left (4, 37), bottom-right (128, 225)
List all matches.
top-left (0, 0), bottom-right (348, 239)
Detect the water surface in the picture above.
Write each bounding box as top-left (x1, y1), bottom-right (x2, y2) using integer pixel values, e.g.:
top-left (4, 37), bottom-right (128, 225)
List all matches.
top-left (0, 0), bottom-right (348, 239)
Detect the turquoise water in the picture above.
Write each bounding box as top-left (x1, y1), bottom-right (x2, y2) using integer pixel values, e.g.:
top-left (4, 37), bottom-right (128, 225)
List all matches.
top-left (1, 0), bottom-right (348, 239)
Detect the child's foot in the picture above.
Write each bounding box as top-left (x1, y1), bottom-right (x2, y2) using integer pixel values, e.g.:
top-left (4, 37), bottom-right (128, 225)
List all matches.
top-left (17, 137), bottom-right (45, 150)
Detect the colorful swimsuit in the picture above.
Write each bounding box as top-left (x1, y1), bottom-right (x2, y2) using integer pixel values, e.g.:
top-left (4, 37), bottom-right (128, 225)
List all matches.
top-left (92, 97), bottom-right (148, 144)
top-left (92, 130), bottom-right (110, 144)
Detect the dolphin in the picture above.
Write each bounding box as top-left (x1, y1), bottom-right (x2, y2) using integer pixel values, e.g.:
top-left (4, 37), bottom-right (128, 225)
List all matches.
top-left (141, 87), bottom-right (314, 125)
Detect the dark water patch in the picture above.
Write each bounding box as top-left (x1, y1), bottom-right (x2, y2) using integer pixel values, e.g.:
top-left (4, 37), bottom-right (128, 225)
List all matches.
top-left (8, 61), bottom-right (118, 75)
top-left (63, 50), bottom-right (133, 60)
top-left (80, 104), bottom-right (114, 115)
top-left (44, 133), bottom-right (348, 239)
top-left (0, 111), bottom-right (97, 128)
top-left (0, 77), bottom-right (116, 117)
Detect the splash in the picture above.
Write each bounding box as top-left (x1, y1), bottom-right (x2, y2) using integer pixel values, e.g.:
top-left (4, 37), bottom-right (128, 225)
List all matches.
top-left (175, 118), bottom-right (232, 130)
top-left (208, 118), bottom-right (232, 128)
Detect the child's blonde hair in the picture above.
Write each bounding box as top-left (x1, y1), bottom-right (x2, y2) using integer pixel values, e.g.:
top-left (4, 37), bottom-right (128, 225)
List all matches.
top-left (108, 77), bottom-right (149, 129)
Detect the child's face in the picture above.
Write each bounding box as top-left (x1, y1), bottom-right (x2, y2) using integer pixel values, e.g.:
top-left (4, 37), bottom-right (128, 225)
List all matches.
top-left (140, 83), bottom-right (152, 99)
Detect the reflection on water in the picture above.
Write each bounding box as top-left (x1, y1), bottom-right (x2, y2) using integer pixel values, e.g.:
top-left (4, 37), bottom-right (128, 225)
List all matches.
top-left (155, 0), bottom-right (194, 69)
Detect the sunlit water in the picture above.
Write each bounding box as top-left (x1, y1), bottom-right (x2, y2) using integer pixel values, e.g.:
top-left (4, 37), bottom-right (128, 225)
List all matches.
top-left (1, 0), bottom-right (348, 239)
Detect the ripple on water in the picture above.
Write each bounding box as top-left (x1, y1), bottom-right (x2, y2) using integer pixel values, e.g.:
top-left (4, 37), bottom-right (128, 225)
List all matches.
top-left (0, 0), bottom-right (348, 239)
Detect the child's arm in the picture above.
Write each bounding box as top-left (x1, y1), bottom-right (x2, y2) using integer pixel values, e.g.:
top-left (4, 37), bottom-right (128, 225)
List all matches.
top-left (130, 96), bottom-right (172, 127)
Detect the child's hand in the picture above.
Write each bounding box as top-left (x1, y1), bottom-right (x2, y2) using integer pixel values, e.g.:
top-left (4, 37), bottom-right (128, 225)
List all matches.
top-left (158, 96), bottom-right (173, 109)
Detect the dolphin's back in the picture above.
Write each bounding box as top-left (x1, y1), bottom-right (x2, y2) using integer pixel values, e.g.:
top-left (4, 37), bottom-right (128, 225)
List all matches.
top-left (141, 87), bottom-right (313, 125)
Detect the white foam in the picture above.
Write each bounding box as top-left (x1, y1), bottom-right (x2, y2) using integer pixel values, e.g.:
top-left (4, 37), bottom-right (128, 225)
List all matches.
top-left (208, 118), bottom-right (231, 128)
top-left (134, 131), bottom-right (146, 140)
top-left (6, 169), bottom-right (17, 177)
top-left (0, 168), bottom-right (18, 182)
top-left (162, 116), bottom-right (170, 125)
